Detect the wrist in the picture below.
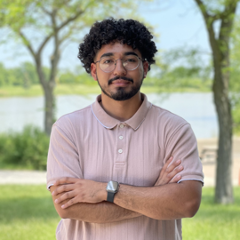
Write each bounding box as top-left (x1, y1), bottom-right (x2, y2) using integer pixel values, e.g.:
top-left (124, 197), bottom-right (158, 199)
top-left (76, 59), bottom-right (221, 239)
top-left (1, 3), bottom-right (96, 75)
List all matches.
top-left (100, 182), bottom-right (108, 201)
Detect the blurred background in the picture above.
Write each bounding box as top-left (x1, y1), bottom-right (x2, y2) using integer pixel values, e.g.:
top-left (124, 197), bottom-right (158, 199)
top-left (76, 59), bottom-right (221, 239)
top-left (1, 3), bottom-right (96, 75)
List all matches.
top-left (0, 0), bottom-right (240, 239)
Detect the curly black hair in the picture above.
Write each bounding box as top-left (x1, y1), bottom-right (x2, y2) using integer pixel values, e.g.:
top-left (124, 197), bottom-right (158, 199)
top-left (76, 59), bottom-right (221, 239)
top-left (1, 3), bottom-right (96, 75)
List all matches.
top-left (78, 18), bottom-right (158, 73)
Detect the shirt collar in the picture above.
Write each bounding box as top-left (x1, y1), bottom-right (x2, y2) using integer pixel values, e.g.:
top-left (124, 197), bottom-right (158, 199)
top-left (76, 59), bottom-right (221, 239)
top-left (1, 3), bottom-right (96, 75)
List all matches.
top-left (91, 93), bottom-right (152, 131)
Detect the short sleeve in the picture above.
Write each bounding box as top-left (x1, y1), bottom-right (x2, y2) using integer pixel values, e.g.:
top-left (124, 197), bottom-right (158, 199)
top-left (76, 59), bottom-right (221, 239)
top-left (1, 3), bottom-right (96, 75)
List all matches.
top-left (46, 123), bottom-right (83, 190)
top-left (164, 123), bottom-right (204, 184)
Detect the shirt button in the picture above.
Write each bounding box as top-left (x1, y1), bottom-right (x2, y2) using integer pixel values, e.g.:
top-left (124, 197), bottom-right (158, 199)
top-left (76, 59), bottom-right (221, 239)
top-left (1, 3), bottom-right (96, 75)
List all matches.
top-left (120, 124), bottom-right (125, 128)
top-left (119, 136), bottom-right (123, 140)
top-left (118, 149), bottom-right (123, 154)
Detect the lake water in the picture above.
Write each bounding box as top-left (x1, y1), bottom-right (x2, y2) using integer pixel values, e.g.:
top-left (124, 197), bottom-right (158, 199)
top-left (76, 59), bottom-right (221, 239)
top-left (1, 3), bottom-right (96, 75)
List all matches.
top-left (0, 93), bottom-right (218, 139)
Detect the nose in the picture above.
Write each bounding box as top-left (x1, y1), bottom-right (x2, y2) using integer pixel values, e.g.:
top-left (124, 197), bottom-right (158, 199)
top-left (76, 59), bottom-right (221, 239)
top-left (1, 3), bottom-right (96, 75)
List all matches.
top-left (113, 59), bottom-right (127, 76)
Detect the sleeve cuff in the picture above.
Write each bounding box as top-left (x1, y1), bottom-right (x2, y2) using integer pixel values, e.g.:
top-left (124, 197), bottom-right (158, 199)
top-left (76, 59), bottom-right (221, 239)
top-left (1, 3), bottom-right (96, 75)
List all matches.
top-left (47, 183), bottom-right (54, 191)
top-left (177, 178), bottom-right (204, 186)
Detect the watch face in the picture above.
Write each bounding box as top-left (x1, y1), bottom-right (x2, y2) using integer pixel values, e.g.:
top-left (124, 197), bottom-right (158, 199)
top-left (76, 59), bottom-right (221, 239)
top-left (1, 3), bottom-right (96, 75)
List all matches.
top-left (106, 181), bottom-right (119, 193)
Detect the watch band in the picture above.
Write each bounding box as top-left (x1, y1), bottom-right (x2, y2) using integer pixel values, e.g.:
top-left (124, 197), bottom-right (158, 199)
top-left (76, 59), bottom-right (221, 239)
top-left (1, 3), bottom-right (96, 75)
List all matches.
top-left (107, 191), bottom-right (115, 203)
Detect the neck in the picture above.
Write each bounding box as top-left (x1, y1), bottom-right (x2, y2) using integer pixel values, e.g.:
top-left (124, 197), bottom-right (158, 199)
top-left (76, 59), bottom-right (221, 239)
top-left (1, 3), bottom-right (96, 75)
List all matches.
top-left (100, 92), bottom-right (142, 121)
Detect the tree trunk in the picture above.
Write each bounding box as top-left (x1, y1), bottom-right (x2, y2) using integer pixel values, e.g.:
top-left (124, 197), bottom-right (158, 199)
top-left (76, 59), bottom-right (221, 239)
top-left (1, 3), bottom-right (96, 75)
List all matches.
top-left (35, 57), bottom-right (56, 135)
top-left (213, 70), bottom-right (233, 203)
top-left (207, 34), bottom-right (234, 203)
top-left (194, 0), bottom-right (238, 204)
top-left (44, 83), bottom-right (55, 136)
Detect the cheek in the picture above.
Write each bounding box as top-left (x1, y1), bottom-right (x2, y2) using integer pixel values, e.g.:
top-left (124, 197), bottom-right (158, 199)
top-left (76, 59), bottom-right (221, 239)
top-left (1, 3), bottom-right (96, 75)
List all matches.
top-left (138, 65), bottom-right (144, 76)
top-left (97, 72), bottom-right (111, 84)
top-left (136, 69), bottom-right (144, 79)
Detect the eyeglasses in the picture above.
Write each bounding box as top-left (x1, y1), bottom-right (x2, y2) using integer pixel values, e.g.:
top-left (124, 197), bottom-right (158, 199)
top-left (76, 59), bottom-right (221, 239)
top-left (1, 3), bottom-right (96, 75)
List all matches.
top-left (94, 55), bottom-right (143, 73)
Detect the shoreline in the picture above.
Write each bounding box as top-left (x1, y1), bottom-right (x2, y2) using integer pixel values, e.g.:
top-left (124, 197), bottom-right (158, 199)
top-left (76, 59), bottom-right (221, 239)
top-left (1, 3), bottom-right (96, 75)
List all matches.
top-left (0, 84), bottom-right (211, 98)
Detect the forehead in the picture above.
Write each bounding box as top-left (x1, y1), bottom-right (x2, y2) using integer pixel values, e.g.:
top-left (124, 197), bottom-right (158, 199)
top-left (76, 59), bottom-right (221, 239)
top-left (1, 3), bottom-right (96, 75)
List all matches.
top-left (95, 42), bottom-right (141, 59)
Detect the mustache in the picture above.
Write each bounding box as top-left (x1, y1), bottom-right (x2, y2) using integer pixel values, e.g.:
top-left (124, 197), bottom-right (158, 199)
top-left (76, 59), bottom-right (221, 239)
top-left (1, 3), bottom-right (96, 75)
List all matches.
top-left (108, 76), bottom-right (134, 85)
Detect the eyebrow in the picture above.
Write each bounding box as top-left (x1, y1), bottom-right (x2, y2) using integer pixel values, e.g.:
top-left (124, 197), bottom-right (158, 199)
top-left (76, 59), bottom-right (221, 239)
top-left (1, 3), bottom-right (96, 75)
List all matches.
top-left (100, 51), bottom-right (139, 59)
top-left (124, 52), bottom-right (139, 57)
top-left (100, 53), bottom-right (114, 58)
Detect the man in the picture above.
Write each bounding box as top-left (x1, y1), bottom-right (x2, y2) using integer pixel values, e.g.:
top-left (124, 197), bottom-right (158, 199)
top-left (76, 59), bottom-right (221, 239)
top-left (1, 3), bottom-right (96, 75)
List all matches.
top-left (47, 18), bottom-right (204, 240)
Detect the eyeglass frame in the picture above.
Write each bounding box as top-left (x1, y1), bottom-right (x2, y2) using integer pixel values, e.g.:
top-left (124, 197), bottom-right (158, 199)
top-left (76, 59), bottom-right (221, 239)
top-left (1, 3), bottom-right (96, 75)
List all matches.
top-left (94, 54), bottom-right (144, 73)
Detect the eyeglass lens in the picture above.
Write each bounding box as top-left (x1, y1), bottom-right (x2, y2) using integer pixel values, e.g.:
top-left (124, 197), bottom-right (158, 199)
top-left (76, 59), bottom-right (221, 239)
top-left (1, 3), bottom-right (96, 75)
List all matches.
top-left (99, 55), bottom-right (140, 72)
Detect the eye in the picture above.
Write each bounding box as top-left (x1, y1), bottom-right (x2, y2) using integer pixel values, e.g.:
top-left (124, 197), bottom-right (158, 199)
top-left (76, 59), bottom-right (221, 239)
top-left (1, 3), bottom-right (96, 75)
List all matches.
top-left (127, 58), bottom-right (137, 62)
top-left (101, 58), bottom-right (114, 65)
top-left (125, 56), bottom-right (138, 63)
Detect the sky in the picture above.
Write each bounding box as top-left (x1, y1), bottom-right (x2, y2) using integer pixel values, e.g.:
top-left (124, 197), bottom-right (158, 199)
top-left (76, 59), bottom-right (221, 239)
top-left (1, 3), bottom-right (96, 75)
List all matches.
top-left (139, 0), bottom-right (210, 53)
top-left (0, 0), bottom-right (222, 71)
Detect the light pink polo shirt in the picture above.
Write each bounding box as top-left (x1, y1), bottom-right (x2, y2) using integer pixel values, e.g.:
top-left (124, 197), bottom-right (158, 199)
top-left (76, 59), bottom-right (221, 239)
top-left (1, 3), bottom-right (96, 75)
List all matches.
top-left (47, 93), bottom-right (204, 240)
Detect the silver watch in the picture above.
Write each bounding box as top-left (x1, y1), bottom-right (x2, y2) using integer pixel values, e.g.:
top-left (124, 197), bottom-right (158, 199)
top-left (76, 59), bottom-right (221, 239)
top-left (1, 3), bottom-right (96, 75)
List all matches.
top-left (106, 181), bottom-right (119, 203)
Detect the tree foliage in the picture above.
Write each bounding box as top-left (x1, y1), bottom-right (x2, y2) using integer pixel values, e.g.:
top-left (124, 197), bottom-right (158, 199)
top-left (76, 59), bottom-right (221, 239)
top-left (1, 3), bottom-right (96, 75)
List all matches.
top-left (0, 62), bottom-right (95, 87)
top-left (0, 125), bottom-right (49, 170)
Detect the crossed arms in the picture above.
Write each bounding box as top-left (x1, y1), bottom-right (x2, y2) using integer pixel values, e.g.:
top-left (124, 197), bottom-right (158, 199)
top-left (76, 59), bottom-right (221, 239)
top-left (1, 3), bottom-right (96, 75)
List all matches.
top-left (50, 157), bottom-right (202, 223)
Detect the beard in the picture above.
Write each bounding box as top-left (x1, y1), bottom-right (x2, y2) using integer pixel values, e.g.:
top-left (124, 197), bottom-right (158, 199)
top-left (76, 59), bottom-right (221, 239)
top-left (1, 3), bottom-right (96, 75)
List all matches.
top-left (97, 74), bottom-right (144, 101)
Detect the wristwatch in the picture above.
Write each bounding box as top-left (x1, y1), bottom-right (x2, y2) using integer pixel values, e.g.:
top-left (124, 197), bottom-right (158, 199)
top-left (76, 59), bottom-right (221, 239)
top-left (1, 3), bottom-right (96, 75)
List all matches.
top-left (106, 180), bottom-right (119, 203)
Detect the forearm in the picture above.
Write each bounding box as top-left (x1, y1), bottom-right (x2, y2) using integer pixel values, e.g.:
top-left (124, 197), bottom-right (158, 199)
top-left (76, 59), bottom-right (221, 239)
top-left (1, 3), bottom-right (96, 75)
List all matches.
top-left (59, 202), bottom-right (141, 223)
top-left (114, 181), bottom-right (202, 220)
top-left (51, 186), bottom-right (141, 223)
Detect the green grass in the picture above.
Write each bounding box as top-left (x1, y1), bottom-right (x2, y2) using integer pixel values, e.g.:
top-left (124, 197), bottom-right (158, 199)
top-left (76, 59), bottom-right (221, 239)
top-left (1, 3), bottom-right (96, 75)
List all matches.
top-left (0, 83), bottom-right (210, 97)
top-left (0, 85), bottom-right (44, 97)
top-left (183, 187), bottom-right (240, 240)
top-left (0, 185), bottom-right (60, 240)
top-left (0, 84), bottom-right (99, 97)
top-left (0, 185), bottom-right (239, 240)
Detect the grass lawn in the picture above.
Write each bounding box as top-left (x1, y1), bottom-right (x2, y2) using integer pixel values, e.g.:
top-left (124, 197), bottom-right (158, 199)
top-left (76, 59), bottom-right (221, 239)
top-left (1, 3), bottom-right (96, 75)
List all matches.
top-left (183, 187), bottom-right (240, 240)
top-left (0, 185), bottom-right (60, 240)
top-left (0, 83), bottom-right (210, 98)
top-left (0, 84), bottom-right (101, 97)
top-left (0, 185), bottom-right (239, 240)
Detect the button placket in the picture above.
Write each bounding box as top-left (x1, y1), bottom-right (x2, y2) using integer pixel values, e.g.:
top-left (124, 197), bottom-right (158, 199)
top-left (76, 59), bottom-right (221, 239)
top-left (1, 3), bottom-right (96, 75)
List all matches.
top-left (115, 123), bottom-right (126, 165)
top-left (113, 123), bottom-right (130, 183)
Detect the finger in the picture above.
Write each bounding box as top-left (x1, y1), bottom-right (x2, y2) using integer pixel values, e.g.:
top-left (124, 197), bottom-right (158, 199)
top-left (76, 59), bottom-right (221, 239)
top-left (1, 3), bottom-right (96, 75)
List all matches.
top-left (54, 177), bottom-right (78, 186)
top-left (61, 197), bottom-right (78, 209)
top-left (166, 159), bottom-right (181, 173)
top-left (162, 156), bottom-right (173, 172)
top-left (54, 191), bottom-right (75, 204)
top-left (52, 184), bottom-right (74, 196)
top-left (167, 165), bottom-right (184, 182)
top-left (170, 174), bottom-right (182, 183)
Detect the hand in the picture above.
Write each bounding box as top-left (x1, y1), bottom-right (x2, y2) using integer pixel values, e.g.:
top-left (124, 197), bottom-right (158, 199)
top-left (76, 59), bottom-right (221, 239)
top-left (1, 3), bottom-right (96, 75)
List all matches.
top-left (154, 156), bottom-right (183, 186)
top-left (52, 177), bottom-right (107, 209)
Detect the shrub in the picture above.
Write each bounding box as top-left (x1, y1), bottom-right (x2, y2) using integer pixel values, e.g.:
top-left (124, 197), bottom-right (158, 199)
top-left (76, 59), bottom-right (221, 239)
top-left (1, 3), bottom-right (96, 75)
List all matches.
top-left (0, 126), bottom-right (49, 170)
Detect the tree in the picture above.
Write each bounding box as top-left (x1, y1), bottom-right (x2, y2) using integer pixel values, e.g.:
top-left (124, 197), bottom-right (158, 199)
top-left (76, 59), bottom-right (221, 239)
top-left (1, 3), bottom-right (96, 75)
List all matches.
top-left (0, 0), bottom-right (137, 135)
top-left (194, 0), bottom-right (239, 204)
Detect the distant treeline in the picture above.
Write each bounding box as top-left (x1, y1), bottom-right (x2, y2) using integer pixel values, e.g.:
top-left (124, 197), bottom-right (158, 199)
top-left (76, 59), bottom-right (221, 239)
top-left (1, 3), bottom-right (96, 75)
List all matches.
top-left (0, 62), bottom-right (39, 87)
top-left (0, 62), bottom-right (94, 87)
top-left (0, 62), bottom-right (213, 91)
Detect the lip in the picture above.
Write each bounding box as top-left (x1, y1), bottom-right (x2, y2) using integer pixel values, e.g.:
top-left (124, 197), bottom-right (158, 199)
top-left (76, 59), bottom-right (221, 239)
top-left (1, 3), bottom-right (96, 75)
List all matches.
top-left (111, 79), bottom-right (132, 86)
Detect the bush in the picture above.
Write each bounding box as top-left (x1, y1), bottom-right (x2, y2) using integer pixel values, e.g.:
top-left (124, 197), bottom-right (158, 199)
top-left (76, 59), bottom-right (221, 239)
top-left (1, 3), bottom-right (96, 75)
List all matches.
top-left (0, 126), bottom-right (49, 170)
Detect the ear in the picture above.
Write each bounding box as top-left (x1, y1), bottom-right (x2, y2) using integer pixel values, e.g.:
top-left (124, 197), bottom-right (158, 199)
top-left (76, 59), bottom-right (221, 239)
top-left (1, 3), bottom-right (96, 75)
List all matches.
top-left (143, 61), bottom-right (149, 78)
top-left (91, 63), bottom-right (98, 81)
